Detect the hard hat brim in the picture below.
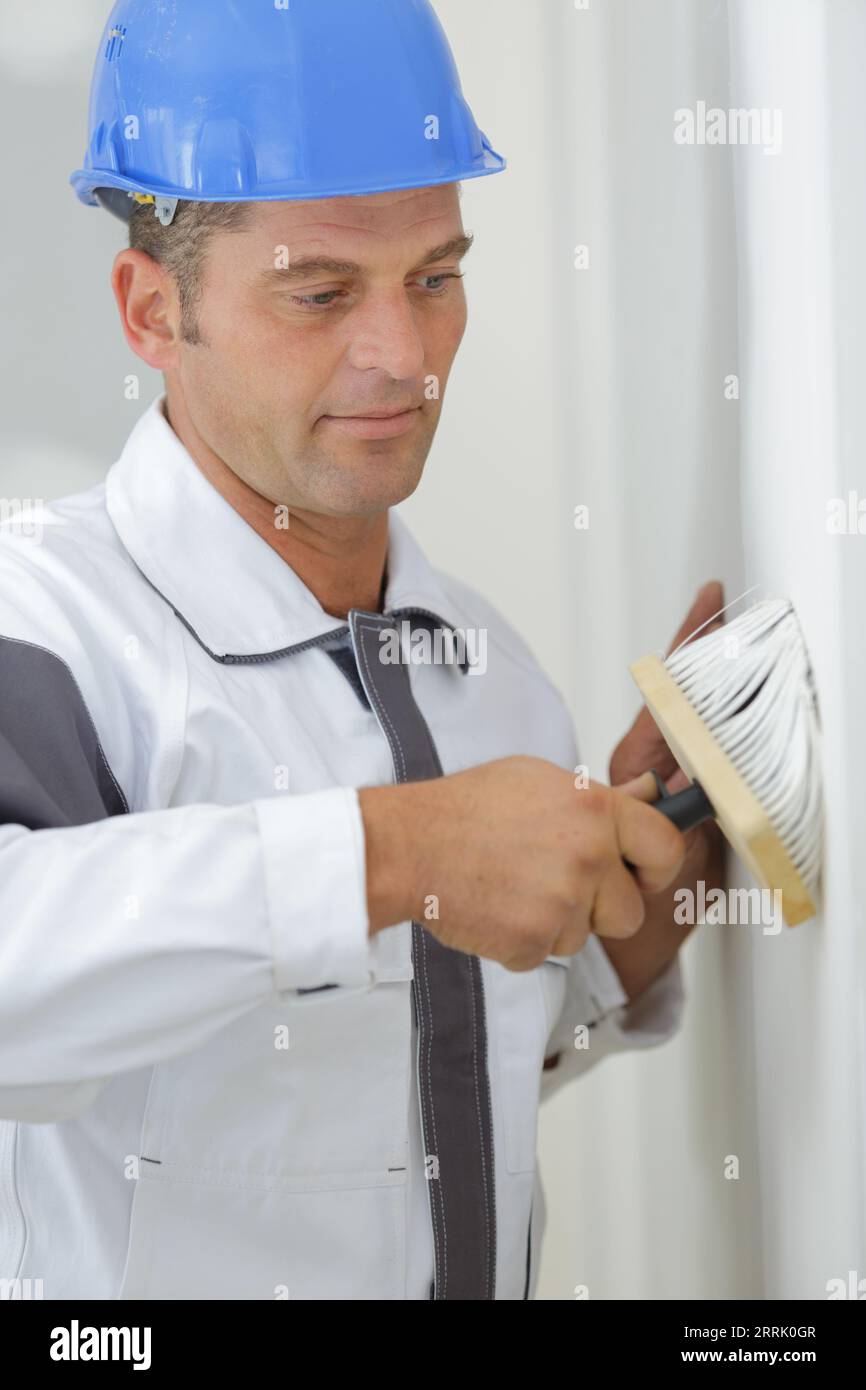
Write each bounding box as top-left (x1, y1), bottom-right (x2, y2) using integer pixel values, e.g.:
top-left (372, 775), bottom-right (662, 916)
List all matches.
top-left (70, 154), bottom-right (507, 219)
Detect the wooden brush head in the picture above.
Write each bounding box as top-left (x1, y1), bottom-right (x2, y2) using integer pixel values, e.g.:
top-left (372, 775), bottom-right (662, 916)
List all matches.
top-left (630, 653), bottom-right (817, 927)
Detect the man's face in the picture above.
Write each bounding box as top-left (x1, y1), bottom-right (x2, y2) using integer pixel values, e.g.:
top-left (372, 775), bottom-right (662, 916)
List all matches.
top-left (169, 185), bottom-right (469, 517)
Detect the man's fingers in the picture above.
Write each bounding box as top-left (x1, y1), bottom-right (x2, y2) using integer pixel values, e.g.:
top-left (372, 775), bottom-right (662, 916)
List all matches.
top-left (613, 789), bottom-right (686, 894)
top-left (620, 766), bottom-right (690, 798)
top-left (616, 770), bottom-right (660, 803)
top-left (590, 862), bottom-right (647, 939)
top-left (611, 582), bottom-right (726, 790)
top-left (609, 707), bottom-right (679, 786)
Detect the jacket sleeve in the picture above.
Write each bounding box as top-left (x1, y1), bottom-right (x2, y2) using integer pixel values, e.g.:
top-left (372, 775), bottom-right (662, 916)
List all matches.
top-left (540, 936), bottom-right (685, 1103)
top-left (0, 631), bottom-right (374, 1124)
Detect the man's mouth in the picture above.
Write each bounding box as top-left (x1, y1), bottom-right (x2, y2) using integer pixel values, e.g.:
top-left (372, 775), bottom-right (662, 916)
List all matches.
top-left (321, 407), bottom-right (423, 440)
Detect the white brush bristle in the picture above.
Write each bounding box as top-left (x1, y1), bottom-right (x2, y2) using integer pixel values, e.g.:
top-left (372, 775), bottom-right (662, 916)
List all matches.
top-left (664, 599), bottom-right (823, 894)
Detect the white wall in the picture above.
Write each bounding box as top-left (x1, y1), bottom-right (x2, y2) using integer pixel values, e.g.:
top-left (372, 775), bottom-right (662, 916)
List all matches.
top-left (727, 0), bottom-right (866, 1297)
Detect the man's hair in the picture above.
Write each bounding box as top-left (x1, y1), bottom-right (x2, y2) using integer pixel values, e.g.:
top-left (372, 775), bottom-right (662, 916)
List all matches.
top-left (128, 199), bottom-right (253, 344)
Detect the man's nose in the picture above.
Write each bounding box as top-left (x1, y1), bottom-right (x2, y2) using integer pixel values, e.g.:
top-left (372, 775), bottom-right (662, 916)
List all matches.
top-left (344, 288), bottom-right (427, 380)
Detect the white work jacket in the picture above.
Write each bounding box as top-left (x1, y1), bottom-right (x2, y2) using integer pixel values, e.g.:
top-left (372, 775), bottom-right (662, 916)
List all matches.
top-left (0, 396), bottom-right (684, 1300)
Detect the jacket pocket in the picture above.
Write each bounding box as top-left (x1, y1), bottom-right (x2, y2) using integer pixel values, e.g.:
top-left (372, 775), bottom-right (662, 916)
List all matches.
top-left (118, 980), bottom-right (414, 1296)
top-left (117, 1165), bottom-right (407, 1299)
top-left (131, 979), bottom-right (413, 1183)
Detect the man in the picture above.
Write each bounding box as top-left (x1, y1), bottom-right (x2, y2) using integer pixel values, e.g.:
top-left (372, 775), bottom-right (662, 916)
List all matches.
top-left (0, 0), bottom-right (722, 1300)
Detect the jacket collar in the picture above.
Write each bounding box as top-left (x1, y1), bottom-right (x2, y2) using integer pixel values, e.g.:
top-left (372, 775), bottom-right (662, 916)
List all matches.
top-left (105, 395), bottom-right (466, 664)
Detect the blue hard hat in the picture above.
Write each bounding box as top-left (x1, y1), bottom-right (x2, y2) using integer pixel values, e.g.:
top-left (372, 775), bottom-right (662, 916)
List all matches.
top-left (70, 0), bottom-right (506, 225)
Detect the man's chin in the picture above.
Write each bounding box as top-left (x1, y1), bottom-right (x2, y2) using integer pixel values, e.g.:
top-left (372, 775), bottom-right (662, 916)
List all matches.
top-left (316, 477), bottom-right (424, 519)
top-left (321, 451), bottom-right (430, 513)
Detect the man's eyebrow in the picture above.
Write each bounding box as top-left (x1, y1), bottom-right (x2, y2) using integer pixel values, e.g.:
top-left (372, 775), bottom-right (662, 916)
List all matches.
top-left (419, 233), bottom-right (475, 267)
top-left (255, 233), bottom-right (475, 288)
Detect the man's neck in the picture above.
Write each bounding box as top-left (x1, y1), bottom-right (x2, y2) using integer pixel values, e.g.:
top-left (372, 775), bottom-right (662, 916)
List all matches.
top-left (162, 395), bottom-right (388, 621)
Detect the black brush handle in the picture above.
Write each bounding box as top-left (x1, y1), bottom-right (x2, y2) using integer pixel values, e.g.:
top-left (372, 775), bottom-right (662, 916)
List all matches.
top-left (623, 772), bottom-right (716, 872)
top-left (652, 778), bottom-right (715, 832)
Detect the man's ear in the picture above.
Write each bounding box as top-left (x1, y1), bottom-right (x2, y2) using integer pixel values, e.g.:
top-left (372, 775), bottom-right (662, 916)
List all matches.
top-left (111, 249), bottom-right (181, 372)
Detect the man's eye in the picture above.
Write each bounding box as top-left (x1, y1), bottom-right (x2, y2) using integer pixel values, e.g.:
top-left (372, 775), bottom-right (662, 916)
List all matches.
top-left (289, 290), bottom-right (345, 311)
top-left (288, 272), bottom-right (463, 312)
top-left (419, 272), bottom-right (462, 294)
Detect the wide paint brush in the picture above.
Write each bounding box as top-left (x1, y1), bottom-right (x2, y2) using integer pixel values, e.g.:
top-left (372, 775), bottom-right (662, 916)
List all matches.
top-left (630, 598), bottom-right (823, 927)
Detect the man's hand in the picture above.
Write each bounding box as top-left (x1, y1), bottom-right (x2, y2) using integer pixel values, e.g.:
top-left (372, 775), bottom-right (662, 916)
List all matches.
top-left (609, 580), bottom-right (725, 795)
top-left (603, 581), bottom-right (728, 999)
top-left (359, 757), bottom-right (687, 971)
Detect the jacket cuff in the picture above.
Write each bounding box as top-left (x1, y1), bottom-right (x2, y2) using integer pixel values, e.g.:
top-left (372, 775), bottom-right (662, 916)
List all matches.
top-left (254, 787), bottom-right (374, 996)
top-left (591, 946), bottom-right (685, 1047)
